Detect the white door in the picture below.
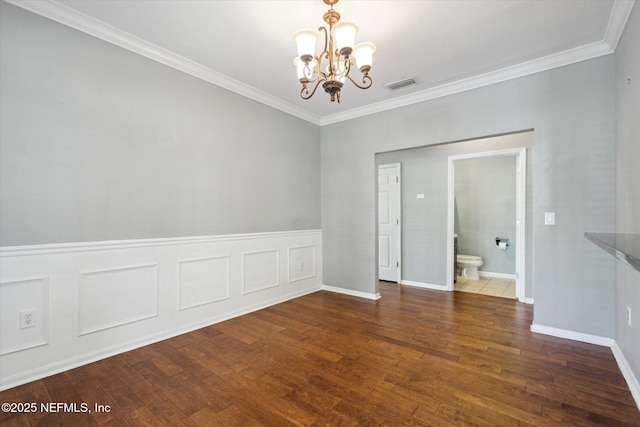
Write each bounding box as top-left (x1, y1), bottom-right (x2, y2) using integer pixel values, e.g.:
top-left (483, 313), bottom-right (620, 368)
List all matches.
top-left (378, 163), bottom-right (401, 282)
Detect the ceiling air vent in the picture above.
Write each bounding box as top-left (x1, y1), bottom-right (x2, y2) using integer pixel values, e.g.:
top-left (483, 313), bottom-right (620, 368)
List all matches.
top-left (384, 77), bottom-right (417, 90)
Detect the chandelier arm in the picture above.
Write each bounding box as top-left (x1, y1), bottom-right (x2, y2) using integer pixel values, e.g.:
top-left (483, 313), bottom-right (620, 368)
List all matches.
top-left (304, 59), bottom-right (321, 82)
top-left (317, 50), bottom-right (329, 75)
top-left (346, 73), bottom-right (373, 90)
top-left (319, 26), bottom-right (330, 56)
top-left (301, 78), bottom-right (324, 100)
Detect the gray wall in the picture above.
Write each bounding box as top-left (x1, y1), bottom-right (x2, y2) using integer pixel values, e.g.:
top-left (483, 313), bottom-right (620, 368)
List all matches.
top-left (0, 3), bottom-right (321, 246)
top-left (376, 132), bottom-right (532, 291)
top-left (455, 156), bottom-right (516, 275)
top-left (322, 56), bottom-right (616, 338)
top-left (615, 5), bottom-right (640, 385)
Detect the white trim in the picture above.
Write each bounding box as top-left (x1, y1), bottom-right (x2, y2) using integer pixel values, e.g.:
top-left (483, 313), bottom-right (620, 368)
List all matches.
top-left (522, 298), bottom-right (534, 305)
top-left (177, 255), bottom-right (231, 310)
top-left (396, 163), bottom-right (402, 283)
top-left (530, 324), bottom-right (640, 411)
top-left (0, 277), bottom-right (50, 356)
top-left (604, 0), bottom-right (636, 50)
top-left (322, 0), bottom-right (633, 125)
top-left (0, 286), bottom-right (321, 391)
top-left (241, 249), bottom-right (281, 295)
top-left (2, 0), bottom-right (322, 126)
top-left (0, 229), bottom-right (322, 257)
top-left (400, 280), bottom-right (449, 292)
top-left (516, 149), bottom-right (527, 302)
top-left (0, 230), bottom-right (322, 391)
top-left (322, 285), bottom-right (381, 300)
top-left (530, 324), bottom-right (615, 347)
top-left (611, 341), bottom-right (640, 410)
top-left (320, 42), bottom-right (614, 126)
top-left (77, 263), bottom-right (160, 336)
top-left (478, 271), bottom-right (516, 280)
top-left (447, 147), bottom-right (527, 303)
top-left (287, 245), bottom-right (317, 284)
top-left (5, 0), bottom-right (633, 127)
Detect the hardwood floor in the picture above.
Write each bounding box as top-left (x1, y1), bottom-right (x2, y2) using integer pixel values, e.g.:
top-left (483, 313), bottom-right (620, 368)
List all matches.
top-left (1, 282), bottom-right (639, 426)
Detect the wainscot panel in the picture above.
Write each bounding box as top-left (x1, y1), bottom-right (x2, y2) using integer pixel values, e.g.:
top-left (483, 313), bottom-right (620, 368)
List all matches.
top-left (0, 230), bottom-right (322, 390)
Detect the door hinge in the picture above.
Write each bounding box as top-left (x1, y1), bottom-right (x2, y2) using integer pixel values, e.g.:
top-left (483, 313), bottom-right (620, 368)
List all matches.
top-left (397, 218), bottom-right (399, 225)
top-left (396, 176), bottom-right (399, 183)
top-left (397, 261), bottom-right (399, 267)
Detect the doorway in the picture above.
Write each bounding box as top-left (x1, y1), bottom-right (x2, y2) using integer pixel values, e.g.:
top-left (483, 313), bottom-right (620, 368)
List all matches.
top-left (378, 163), bottom-right (401, 282)
top-left (446, 148), bottom-right (527, 301)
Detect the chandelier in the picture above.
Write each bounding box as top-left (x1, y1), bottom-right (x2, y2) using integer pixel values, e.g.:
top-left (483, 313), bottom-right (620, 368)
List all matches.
top-left (293, 0), bottom-right (376, 103)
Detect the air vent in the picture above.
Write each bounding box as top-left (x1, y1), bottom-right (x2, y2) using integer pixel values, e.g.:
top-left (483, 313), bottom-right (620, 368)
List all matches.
top-left (384, 77), bottom-right (417, 90)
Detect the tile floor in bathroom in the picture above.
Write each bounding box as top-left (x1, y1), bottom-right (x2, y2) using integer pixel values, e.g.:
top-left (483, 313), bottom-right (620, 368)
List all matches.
top-left (454, 275), bottom-right (516, 299)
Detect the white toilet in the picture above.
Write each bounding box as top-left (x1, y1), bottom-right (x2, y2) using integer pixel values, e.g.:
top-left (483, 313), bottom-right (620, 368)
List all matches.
top-left (457, 255), bottom-right (483, 280)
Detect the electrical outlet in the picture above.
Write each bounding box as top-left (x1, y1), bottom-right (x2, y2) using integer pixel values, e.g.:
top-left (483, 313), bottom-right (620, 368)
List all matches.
top-left (544, 212), bottom-right (556, 225)
top-left (626, 306), bottom-right (632, 326)
top-left (20, 309), bottom-right (37, 329)
top-left (299, 261), bottom-right (304, 270)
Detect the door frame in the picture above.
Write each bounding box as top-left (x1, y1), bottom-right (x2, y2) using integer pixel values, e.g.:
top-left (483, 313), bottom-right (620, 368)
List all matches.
top-left (446, 147), bottom-right (527, 302)
top-left (378, 163), bottom-right (402, 283)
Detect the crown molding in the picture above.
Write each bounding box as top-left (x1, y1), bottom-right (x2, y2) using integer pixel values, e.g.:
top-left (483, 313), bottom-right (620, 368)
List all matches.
top-left (3, 0), bottom-right (323, 126)
top-left (605, 0), bottom-right (636, 50)
top-left (320, 40), bottom-right (614, 126)
top-left (321, 0), bottom-right (634, 125)
top-left (4, 0), bottom-right (634, 128)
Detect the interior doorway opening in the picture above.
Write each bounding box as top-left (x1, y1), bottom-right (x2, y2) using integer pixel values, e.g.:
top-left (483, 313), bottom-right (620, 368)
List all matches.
top-left (447, 147), bottom-right (527, 302)
top-left (375, 131), bottom-right (533, 303)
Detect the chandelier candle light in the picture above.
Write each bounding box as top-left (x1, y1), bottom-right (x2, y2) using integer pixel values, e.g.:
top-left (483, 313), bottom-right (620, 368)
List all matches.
top-left (293, 0), bottom-right (376, 103)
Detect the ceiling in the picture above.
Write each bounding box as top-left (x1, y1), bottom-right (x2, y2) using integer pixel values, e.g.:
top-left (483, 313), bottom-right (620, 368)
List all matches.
top-left (8, 0), bottom-right (635, 125)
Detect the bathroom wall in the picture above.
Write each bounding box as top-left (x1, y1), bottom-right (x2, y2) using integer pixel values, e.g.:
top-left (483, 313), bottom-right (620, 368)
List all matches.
top-left (376, 132), bottom-right (532, 293)
top-left (455, 156), bottom-right (517, 276)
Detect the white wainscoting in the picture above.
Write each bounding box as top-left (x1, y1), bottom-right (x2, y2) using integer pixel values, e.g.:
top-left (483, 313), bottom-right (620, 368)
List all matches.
top-left (0, 277), bottom-right (49, 356)
top-left (242, 249), bottom-right (280, 294)
top-left (178, 256), bottom-right (230, 310)
top-left (78, 263), bottom-right (160, 336)
top-left (0, 230), bottom-right (322, 391)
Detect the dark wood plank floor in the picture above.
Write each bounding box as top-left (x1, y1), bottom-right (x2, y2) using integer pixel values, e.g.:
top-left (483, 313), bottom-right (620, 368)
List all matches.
top-left (1, 282), bottom-right (639, 426)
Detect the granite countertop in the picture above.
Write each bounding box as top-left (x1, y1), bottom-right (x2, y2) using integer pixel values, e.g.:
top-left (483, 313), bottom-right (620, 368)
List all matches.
top-left (585, 233), bottom-right (640, 273)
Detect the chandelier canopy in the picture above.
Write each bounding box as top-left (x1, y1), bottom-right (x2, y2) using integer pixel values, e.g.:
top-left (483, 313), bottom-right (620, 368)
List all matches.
top-left (293, 0), bottom-right (376, 103)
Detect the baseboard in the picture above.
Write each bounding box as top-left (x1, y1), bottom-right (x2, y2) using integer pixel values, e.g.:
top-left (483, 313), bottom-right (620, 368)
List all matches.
top-left (611, 341), bottom-right (640, 410)
top-left (530, 324), bottom-right (639, 410)
top-left (530, 324), bottom-right (615, 347)
top-left (321, 285), bottom-right (381, 300)
top-left (0, 285), bottom-right (321, 391)
top-left (478, 271), bottom-right (517, 280)
top-left (400, 280), bottom-right (449, 291)
top-left (0, 230), bottom-right (323, 391)
top-left (519, 297), bottom-right (534, 305)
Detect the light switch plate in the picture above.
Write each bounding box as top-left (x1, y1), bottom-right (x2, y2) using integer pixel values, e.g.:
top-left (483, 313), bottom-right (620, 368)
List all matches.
top-left (544, 212), bottom-right (555, 225)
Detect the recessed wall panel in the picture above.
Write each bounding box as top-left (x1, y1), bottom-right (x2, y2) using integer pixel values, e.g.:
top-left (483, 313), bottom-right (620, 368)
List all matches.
top-left (179, 256), bottom-right (230, 310)
top-left (288, 245), bottom-right (316, 283)
top-left (242, 250), bottom-right (279, 294)
top-left (0, 277), bottom-right (49, 355)
top-left (78, 264), bottom-right (159, 335)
